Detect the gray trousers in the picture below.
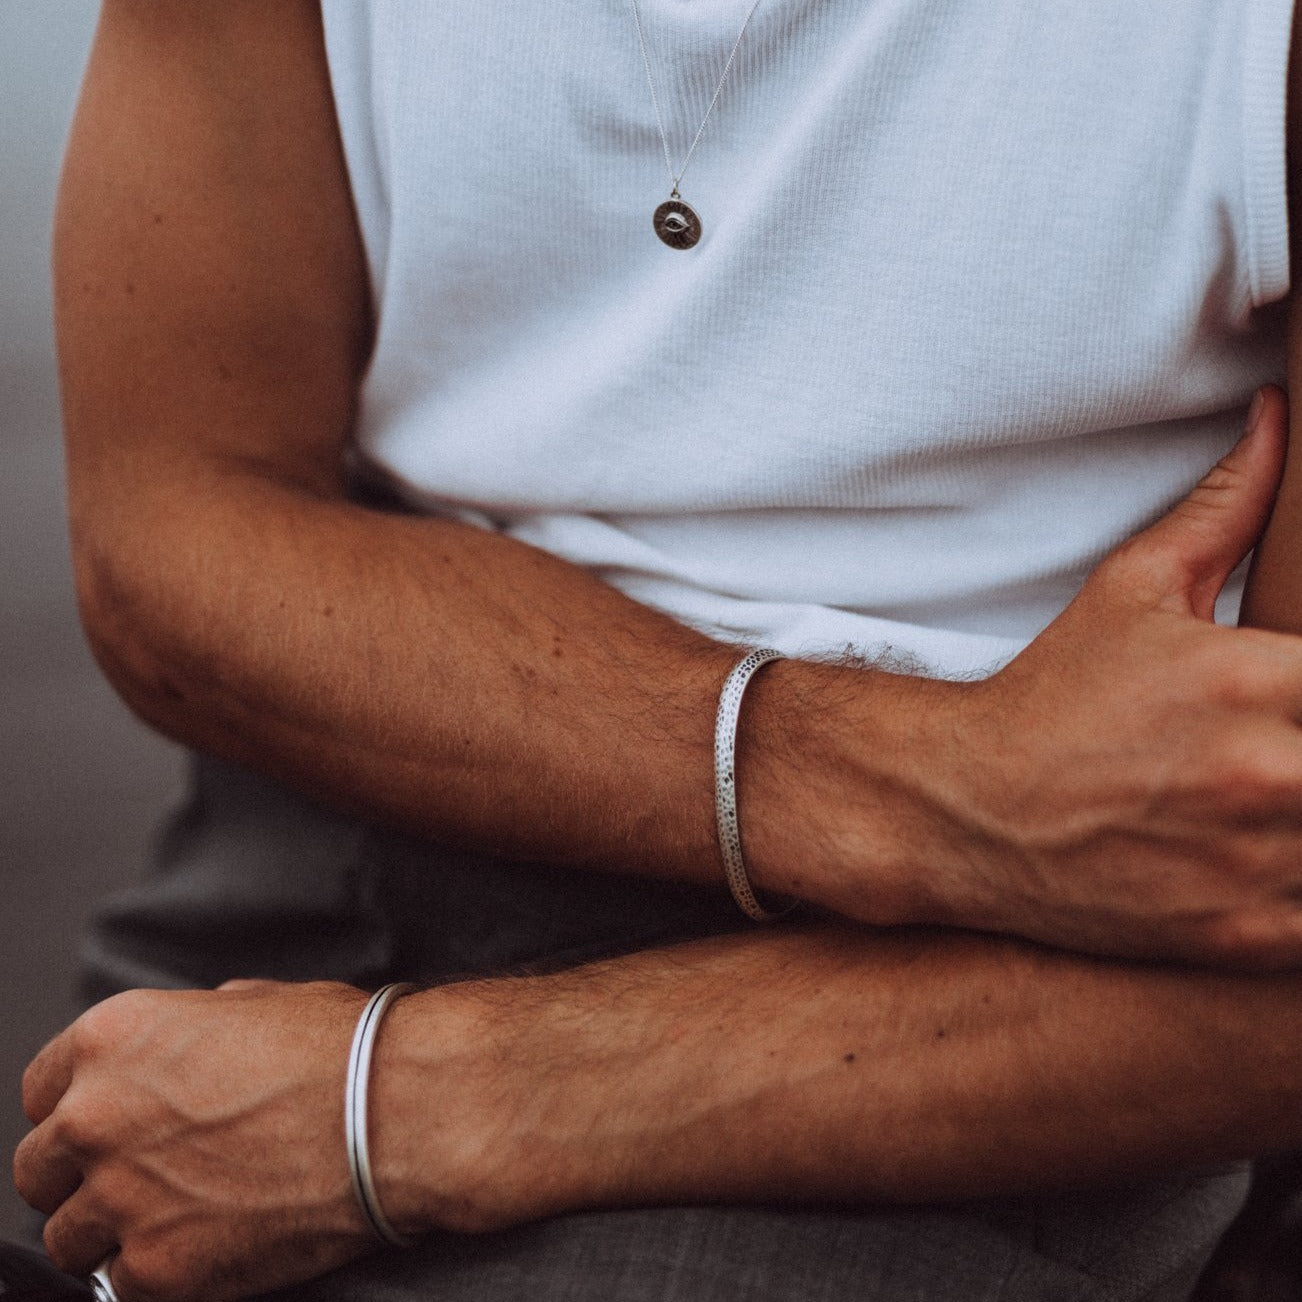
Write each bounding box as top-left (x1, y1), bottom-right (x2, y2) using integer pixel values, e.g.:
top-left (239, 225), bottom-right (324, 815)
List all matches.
top-left (84, 756), bottom-right (1248, 1302)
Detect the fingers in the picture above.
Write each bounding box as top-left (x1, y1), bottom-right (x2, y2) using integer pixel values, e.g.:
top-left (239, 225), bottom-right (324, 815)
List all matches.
top-left (22, 991), bottom-right (146, 1127)
top-left (1207, 624), bottom-right (1302, 728)
top-left (13, 1119), bottom-right (84, 1215)
top-left (1114, 385), bottom-right (1288, 619)
top-left (42, 1185), bottom-right (119, 1281)
top-left (23, 1029), bottom-right (78, 1125)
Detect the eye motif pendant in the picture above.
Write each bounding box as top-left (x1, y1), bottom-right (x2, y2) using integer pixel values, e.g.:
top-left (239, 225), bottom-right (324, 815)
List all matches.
top-left (654, 197), bottom-right (702, 250)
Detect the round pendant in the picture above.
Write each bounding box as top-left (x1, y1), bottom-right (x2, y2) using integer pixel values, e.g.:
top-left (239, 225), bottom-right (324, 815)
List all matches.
top-left (653, 198), bottom-right (702, 250)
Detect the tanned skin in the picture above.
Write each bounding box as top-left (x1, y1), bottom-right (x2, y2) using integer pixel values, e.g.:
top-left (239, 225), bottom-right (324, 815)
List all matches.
top-left (14, 4), bottom-right (1302, 1301)
top-left (43, 1), bottom-right (1302, 971)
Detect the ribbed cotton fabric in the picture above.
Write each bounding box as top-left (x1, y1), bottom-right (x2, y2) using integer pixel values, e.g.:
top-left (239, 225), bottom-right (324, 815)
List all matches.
top-left (321, 0), bottom-right (1291, 678)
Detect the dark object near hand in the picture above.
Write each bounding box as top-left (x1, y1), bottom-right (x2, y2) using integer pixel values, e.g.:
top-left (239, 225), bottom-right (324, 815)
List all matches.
top-left (1194, 1154), bottom-right (1302, 1301)
top-left (0, 1242), bottom-right (90, 1301)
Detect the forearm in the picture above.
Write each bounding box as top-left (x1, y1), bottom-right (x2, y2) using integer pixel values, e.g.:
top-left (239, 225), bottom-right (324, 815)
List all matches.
top-left (81, 465), bottom-right (730, 877)
top-left (375, 922), bottom-right (1302, 1233)
top-left (78, 462), bottom-right (950, 895)
top-left (20, 923), bottom-right (1302, 1298)
top-left (75, 419), bottom-right (1302, 965)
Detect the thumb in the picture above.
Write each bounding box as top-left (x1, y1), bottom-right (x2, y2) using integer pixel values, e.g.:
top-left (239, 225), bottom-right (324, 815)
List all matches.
top-left (1126, 386), bottom-right (1287, 620)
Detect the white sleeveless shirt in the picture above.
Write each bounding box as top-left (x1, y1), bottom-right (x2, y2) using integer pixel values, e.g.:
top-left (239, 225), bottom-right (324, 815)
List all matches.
top-left (320, 0), bottom-right (1291, 678)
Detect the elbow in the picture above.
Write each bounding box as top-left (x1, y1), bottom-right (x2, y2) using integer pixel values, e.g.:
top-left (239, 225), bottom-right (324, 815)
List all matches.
top-left (70, 517), bottom-right (209, 744)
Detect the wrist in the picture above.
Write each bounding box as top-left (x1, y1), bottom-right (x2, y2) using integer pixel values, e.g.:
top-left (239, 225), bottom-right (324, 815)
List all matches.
top-left (367, 984), bottom-right (517, 1235)
top-left (367, 979), bottom-right (615, 1237)
top-left (738, 657), bottom-right (981, 927)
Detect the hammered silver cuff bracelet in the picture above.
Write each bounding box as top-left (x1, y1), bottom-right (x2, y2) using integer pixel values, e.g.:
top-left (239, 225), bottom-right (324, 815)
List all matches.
top-left (714, 648), bottom-right (793, 922)
top-left (345, 982), bottom-right (419, 1248)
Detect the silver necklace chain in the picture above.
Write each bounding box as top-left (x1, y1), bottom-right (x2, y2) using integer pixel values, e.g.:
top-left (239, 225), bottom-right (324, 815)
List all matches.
top-left (629, 0), bottom-right (765, 201)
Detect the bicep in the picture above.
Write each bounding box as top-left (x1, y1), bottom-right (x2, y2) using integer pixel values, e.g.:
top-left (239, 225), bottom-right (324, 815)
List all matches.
top-left (56, 0), bottom-right (371, 515)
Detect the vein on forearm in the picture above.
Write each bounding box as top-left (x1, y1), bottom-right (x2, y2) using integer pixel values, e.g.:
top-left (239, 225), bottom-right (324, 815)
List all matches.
top-left (427, 922), bottom-right (1301, 1222)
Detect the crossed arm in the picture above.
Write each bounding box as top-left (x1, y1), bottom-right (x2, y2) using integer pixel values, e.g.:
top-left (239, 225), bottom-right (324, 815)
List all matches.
top-left (17, 3), bottom-right (1302, 1300)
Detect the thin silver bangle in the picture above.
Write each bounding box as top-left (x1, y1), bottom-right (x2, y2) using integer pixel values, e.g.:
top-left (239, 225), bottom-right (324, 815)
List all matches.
top-left (345, 982), bottom-right (419, 1248)
top-left (714, 648), bottom-right (793, 922)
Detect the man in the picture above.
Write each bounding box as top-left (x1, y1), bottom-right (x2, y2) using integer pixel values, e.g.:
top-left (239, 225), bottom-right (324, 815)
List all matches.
top-left (14, 1), bottom-right (1302, 1299)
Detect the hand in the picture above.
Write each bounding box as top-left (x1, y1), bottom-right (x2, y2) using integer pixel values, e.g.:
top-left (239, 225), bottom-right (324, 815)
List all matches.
top-left (12, 981), bottom-right (378, 1302)
top-left (892, 385), bottom-right (1302, 967)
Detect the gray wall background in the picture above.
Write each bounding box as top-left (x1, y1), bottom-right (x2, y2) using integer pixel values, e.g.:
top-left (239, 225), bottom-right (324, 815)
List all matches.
top-left (0, 1), bottom-right (185, 1243)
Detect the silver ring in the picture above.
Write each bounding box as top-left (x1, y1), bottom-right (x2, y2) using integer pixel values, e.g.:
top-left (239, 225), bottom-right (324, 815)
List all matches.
top-left (90, 1255), bottom-right (121, 1302)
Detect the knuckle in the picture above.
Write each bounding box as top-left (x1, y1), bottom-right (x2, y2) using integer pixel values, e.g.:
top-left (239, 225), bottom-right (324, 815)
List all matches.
top-left (21, 1060), bottom-right (46, 1125)
top-left (77, 989), bottom-right (154, 1051)
top-left (41, 1226), bottom-right (70, 1273)
top-left (49, 1103), bottom-right (97, 1161)
top-left (10, 1137), bottom-right (38, 1207)
top-left (9, 1131), bottom-right (65, 1216)
top-left (42, 1210), bottom-right (87, 1275)
top-left (1201, 652), bottom-right (1280, 710)
top-left (71, 1010), bottom-right (114, 1061)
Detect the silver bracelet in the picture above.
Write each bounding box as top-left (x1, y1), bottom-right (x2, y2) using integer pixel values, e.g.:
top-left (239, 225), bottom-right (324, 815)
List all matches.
top-left (714, 648), bottom-right (793, 922)
top-left (345, 982), bottom-right (419, 1248)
